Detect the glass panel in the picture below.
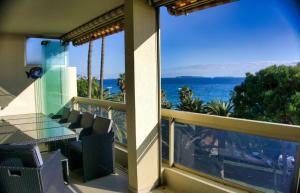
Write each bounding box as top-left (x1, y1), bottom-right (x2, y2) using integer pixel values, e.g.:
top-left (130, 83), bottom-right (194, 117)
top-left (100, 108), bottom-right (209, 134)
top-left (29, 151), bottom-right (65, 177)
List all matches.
top-left (39, 40), bottom-right (71, 116)
top-left (174, 123), bottom-right (299, 193)
top-left (112, 110), bottom-right (127, 144)
top-left (161, 119), bottom-right (169, 160)
top-left (78, 103), bottom-right (108, 117)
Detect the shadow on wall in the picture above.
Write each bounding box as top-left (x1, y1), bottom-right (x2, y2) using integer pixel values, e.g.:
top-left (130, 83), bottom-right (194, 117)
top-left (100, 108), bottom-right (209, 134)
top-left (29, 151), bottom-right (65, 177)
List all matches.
top-left (0, 86), bottom-right (15, 110)
top-left (0, 80), bottom-right (39, 116)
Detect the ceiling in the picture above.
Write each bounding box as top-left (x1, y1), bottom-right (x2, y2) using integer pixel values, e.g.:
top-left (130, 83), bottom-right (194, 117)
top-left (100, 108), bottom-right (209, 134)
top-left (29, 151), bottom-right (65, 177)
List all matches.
top-left (0, 0), bottom-right (124, 38)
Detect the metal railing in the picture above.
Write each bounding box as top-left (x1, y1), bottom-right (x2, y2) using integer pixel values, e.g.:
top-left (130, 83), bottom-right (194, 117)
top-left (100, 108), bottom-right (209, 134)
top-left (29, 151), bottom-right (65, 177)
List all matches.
top-left (72, 96), bottom-right (300, 193)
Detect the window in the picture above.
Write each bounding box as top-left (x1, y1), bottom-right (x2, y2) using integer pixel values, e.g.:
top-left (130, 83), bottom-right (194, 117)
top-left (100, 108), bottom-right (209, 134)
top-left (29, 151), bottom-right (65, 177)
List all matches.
top-left (25, 38), bottom-right (58, 66)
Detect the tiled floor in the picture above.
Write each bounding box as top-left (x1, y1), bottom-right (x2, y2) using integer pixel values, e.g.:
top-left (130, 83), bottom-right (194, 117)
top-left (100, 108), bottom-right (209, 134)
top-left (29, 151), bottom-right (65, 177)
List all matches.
top-left (67, 169), bottom-right (173, 193)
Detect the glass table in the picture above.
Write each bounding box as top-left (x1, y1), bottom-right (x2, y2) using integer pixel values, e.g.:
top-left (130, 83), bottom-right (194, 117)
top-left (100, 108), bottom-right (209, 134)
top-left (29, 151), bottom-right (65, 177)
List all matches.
top-left (0, 113), bottom-right (76, 145)
top-left (0, 116), bottom-right (53, 127)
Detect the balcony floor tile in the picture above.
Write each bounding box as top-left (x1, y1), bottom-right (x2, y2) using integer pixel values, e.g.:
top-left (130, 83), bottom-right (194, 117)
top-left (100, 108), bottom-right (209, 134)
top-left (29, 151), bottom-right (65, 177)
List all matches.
top-left (67, 168), bottom-right (172, 193)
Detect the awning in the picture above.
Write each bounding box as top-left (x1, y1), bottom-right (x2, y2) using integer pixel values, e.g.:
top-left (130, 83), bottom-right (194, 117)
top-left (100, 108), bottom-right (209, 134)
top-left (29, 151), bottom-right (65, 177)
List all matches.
top-left (149, 0), bottom-right (237, 16)
top-left (61, 5), bottom-right (124, 46)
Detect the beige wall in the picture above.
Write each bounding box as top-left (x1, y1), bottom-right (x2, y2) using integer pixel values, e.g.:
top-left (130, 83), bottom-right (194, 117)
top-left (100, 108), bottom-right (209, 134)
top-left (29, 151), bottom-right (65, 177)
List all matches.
top-left (0, 34), bottom-right (30, 96)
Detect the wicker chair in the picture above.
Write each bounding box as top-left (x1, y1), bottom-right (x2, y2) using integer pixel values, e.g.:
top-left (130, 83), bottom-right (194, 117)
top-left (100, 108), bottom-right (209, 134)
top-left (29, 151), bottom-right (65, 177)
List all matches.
top-left (51, 107), bottom-right (71, 122)
top-left (0, 144), bottom-right (70, 193)
top-left (72, 112), bottom-right (95, 135)
top-left (68, 116), bottom-right (114, 182)
top-left (61, 110), bottom-right (81, 128)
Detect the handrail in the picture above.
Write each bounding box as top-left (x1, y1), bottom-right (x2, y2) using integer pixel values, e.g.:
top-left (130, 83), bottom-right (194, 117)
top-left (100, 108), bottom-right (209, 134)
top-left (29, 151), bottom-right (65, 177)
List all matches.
top-left (162, 109), bottom-right (300, 143)
top-left (73, 97), bottom-right (126, 111)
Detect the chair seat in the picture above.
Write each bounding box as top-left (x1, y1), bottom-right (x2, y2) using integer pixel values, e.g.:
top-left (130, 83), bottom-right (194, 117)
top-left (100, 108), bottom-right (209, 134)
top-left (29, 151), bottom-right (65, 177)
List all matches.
top-left (42, 152), bottom-right (70, 184)
top-left (68, 141), bottom-right (82, 154)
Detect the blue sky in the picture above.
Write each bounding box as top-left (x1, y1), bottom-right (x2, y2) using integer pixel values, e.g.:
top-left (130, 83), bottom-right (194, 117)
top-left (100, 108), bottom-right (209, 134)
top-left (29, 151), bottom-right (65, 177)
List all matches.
top-left (27, 0), bottom-right (300, 78)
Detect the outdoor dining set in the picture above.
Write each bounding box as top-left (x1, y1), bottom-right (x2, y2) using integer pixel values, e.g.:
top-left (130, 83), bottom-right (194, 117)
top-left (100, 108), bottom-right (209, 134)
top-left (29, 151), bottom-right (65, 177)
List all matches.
top-left (0, 108), bottom-right (115, 193)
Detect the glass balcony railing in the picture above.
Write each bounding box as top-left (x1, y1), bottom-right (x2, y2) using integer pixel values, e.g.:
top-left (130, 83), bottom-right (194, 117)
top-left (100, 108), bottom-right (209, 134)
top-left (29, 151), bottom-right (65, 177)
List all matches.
top-left (162, 109), bottom-right (300, 193)
top-left (73, 97), bottom-right (300, 193)
top-left (174, 123), bottom-right (298, 193)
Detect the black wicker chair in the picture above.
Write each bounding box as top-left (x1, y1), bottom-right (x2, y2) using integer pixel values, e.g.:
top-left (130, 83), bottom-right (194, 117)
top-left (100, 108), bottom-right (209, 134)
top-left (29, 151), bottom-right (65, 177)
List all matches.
top-left (68, 116), bottom-right (114, 182)
top-left (0, 144), bottom-right (69, 193)
top-left (51, 107), bottom-right (71, 122)
top-left (61, 110), bottom-right (81, 127)
top-left (72, 112), bottom-right (95, 135)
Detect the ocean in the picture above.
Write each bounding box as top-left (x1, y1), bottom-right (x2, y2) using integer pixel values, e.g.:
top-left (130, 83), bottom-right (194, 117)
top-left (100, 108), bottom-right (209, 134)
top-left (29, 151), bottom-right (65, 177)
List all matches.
top-left (103, 77), bottom-right (245, 105)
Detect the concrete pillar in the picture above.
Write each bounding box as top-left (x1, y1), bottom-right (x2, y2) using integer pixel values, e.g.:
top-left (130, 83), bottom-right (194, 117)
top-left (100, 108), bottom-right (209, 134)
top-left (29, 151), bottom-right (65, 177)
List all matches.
top-left (124, 0), bottom-right (160, 192)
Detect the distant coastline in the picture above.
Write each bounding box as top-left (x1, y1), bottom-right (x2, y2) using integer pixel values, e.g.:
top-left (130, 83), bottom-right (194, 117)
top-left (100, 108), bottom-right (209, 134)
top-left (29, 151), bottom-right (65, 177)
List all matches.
top-left (173, 76), bottom-right (245, 79)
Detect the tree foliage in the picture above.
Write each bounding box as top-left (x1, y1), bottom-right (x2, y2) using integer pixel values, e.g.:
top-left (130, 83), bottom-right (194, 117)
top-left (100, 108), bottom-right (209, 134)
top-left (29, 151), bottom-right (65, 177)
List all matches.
top-left (116, 73), bottom-right (126, 102)
top-left (177, 86), bottom-right (206, 113)
top-left (206, 100), bottom-right (233, 117)
top-left (231, 65), bottom-right (300, 124)
top-left (161, 90), bottom-right (172, 109)
top-left (117, 73), bottom-right (126, 94)
top-left (77, 76), bottom-right (108, 99)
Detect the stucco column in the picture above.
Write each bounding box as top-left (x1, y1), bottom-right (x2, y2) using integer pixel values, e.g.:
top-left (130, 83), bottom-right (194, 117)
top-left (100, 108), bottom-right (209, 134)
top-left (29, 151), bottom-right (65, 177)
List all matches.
top-left (124, 0), bottom-right (160, 192)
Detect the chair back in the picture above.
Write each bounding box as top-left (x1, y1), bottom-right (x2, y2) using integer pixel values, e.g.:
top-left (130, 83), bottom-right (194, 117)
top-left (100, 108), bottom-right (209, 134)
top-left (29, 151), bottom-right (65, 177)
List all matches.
top-left (67, 110), bottom-right (81, 124)
top-left (92, 116), bottom-right (113, 135)
top-left (61, 107), bottom-right (71, 119)
top-left (0, 144), bottom-right (43, 168)
top-left (80, 112), bottom-right (94, 128)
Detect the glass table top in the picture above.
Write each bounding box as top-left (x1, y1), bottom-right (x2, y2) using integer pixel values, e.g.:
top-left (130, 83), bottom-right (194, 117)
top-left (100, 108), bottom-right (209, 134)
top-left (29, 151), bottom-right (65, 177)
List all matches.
top-left (0, 113), bottom-right (76, 145)
top-left (0, 116), bottom-right (53, 126)
top-left (0, 113), bottom-right (47, 120)
top-left (0, 121), bottom-right (62, 133)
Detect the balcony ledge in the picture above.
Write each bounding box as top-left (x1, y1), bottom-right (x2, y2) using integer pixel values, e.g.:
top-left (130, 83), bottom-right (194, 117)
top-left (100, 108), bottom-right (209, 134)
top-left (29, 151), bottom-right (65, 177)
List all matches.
top-left (163, 167), bottom-right (250, 193)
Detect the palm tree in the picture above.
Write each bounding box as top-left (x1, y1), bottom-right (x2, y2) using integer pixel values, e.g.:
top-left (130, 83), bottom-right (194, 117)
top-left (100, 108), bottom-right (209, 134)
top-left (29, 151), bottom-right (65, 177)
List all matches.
top-left (117, 73), bottom-right (126, 102)
top-left (87, 40), bottom-right (93, 98)
top-left (161, 90), bottom-right (172, 109)
top-left (206, 100), bottom-right (233, 117)
top-left (177, 86), bottom-right (205, 113)
top-left (99, 37), bottom-right (105, 100)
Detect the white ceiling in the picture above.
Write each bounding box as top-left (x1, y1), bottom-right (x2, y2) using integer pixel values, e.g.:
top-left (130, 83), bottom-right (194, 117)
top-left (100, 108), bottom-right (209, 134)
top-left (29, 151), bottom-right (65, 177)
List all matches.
top-left (0, 0), bottom-right (124, 38)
